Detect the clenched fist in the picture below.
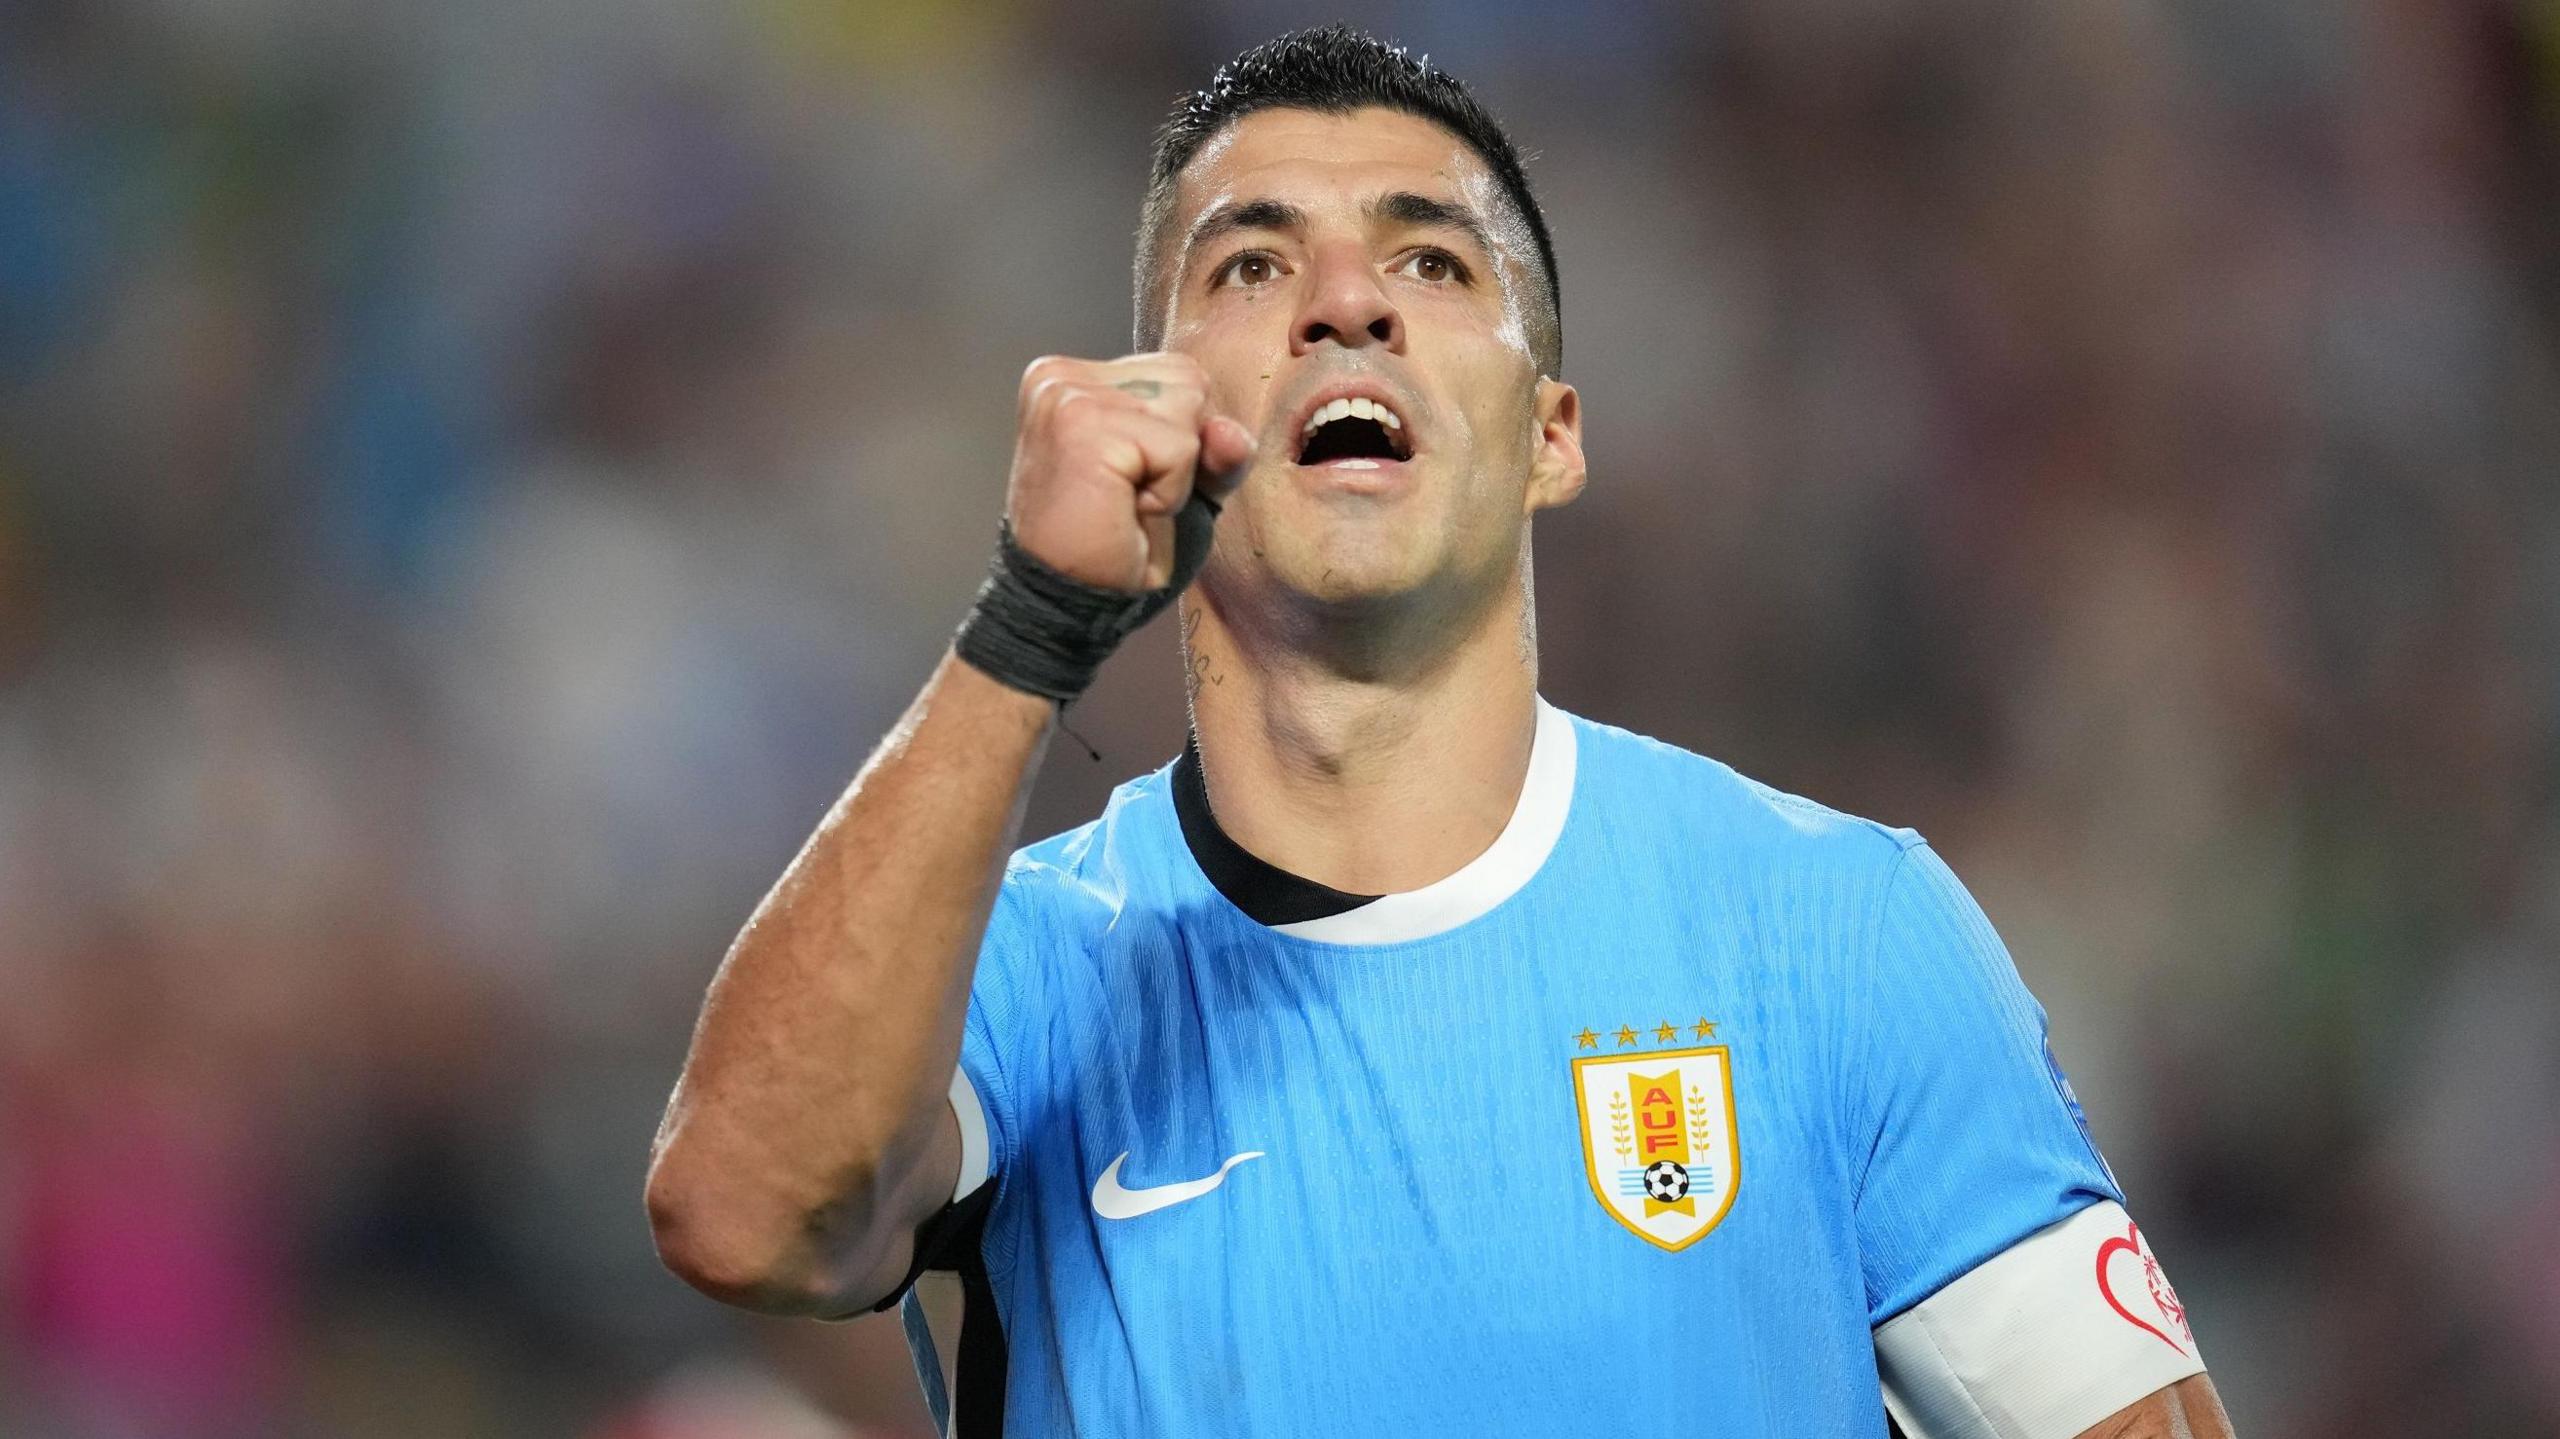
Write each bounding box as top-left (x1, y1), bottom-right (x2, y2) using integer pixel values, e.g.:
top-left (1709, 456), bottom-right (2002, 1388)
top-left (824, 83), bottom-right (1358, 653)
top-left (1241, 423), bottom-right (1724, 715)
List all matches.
top-left (1006, 353), bottom-right (1257, 593)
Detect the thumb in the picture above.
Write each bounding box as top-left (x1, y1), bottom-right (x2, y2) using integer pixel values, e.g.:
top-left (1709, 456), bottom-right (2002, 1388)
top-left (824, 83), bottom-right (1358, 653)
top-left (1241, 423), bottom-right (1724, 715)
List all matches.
top-left (1197, 414), bottom-right (1257, 498)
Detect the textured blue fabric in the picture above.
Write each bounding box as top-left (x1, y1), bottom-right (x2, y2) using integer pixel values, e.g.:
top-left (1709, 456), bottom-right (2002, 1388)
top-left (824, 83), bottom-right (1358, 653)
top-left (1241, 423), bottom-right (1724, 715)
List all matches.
top-left (952, 709), bottom-right (2118, 1434)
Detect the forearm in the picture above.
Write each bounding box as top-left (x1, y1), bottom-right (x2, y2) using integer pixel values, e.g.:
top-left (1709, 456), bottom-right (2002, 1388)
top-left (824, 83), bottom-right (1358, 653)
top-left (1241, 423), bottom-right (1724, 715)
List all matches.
top-left (648, 348), bottom-right (1244, 1316)
top-left (647, 650), bottom-right (1050, 1310)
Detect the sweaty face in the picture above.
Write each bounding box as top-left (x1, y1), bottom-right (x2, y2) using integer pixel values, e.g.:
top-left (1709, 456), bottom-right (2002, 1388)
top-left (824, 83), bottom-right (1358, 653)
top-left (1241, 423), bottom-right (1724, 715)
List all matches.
top-left (1156, 107), bottom-right (1581, 618)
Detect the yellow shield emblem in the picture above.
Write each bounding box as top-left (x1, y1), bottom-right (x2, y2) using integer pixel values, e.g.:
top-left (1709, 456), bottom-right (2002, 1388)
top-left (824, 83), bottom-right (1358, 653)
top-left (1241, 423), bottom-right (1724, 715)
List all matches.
top-left (1571, 1045), bottom-right (1739, 1250)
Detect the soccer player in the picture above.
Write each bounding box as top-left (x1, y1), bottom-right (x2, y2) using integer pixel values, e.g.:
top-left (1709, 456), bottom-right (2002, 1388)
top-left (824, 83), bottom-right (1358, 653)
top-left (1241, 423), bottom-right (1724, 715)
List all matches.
top-left (647, 26), bottom-right (2234, 1438)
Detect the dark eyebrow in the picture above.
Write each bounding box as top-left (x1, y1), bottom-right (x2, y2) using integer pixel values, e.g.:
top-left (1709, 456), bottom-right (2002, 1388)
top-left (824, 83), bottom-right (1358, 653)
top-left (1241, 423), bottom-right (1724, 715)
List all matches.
top-left (1183, 198), bottom-right (1308, 260)
top-left (1182, 191), bottom-right (1497, 269)
top-left (1368, 190), bottom-right (1495, 257)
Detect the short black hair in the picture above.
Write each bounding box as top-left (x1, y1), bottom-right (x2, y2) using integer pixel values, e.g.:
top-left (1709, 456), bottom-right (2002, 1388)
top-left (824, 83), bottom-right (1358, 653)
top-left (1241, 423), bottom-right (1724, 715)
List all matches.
top-left (1134, 25), bottom-right (1563, 376)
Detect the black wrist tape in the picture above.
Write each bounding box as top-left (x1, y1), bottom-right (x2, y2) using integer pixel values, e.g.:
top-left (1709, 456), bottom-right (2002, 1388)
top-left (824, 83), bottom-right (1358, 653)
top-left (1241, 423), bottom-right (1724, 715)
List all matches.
top-left (953, 487), bottom-right (1221, 704)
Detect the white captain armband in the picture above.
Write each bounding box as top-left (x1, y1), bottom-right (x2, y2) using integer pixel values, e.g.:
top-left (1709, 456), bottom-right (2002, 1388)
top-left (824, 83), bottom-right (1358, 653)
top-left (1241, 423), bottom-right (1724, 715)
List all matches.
top-left (1875, 1201), bottom-right (2207, 1439)
top-left (949, 1066), bottom-right (991, 1204)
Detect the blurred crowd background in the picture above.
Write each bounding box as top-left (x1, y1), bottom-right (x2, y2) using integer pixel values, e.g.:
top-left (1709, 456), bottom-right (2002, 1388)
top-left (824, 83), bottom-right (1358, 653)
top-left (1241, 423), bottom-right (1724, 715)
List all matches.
top-left (3, 0), bottom-right (2556, 1434)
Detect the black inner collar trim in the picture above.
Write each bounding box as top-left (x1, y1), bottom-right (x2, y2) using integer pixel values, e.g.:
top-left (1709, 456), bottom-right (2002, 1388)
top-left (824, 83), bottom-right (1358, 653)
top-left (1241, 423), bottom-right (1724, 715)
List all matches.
top-left (1172, 737), bottom-right (1382, 926)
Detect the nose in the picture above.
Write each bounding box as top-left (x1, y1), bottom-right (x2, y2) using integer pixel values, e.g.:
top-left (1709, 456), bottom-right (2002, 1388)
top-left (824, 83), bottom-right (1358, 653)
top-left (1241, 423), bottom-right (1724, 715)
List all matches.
top-left (1290, 243), bottom-right (1403, 356)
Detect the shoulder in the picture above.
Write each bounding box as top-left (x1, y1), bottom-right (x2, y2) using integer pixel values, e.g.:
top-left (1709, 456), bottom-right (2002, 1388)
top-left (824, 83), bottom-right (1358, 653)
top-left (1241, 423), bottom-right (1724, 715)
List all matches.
top-left (1563, 708), bottom-right (1923, 881)
top-left (992, 761), bottom-right (1185, 933)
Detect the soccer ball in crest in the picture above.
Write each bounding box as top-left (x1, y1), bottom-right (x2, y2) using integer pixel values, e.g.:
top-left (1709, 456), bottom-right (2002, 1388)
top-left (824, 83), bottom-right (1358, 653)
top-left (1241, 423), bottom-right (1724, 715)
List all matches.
top-left (1642, 1160), bottom-right (1690, 1202)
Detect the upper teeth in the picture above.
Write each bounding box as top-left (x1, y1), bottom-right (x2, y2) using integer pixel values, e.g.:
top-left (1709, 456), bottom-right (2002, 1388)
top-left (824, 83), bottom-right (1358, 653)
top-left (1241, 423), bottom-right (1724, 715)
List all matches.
top-left (1302, 396), bottom-right (1403, 436)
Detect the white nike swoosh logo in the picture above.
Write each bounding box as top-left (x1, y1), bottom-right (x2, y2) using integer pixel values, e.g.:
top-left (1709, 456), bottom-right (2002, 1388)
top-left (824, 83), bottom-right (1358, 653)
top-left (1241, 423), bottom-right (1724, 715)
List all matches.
top-left (1089, 1150), bottom-right (1264, 1220)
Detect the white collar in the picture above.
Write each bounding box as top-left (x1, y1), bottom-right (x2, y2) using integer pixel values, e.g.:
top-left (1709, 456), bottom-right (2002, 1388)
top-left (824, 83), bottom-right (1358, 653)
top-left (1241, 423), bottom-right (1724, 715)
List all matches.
top-left (1269, 696), bottom-right (1578, 945)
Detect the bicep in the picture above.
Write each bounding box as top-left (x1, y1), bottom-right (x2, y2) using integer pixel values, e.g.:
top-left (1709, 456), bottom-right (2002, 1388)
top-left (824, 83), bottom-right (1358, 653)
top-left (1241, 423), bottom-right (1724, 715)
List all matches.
top-left (1853, 847), bottom-right (2222, 1438)
top-left (1875, 1202), bottom-right (2210, 1439)
top-left (2074, 1375), bottom-right (2233, 1439)
top-left (831, 868), bottom-right (1046, 1318)
top-left (828, 1097), bottom-right (967, 1317)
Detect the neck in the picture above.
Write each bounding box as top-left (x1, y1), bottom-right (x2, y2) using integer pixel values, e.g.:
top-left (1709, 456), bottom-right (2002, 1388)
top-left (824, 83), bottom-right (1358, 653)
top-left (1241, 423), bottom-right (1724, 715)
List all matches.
top-left (1180, 560), bottom-right (1539, 896)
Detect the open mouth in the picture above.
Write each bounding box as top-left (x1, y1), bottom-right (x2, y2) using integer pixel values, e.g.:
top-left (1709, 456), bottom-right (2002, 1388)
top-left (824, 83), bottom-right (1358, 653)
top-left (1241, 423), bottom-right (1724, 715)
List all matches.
top-left (1296, 396), bottom-right (1413, 465)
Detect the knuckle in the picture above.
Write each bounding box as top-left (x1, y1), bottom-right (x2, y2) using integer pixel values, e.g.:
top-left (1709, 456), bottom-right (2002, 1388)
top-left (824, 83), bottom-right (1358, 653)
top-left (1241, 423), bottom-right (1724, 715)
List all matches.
top-left (1020, 357), bottom-right (1094, 413)
top-left (1120, 351), bottom-right (1205, 390)
top-left (1032, 377), bottom-right (1109, 428)
top-left (1022, 376), bottom-right (1063, 418)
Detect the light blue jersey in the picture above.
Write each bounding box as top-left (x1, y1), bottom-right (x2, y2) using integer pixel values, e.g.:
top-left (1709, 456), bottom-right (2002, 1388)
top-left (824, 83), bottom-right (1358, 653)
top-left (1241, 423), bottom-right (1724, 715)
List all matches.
top-left (901, 699), bottom-right (2119, 1435)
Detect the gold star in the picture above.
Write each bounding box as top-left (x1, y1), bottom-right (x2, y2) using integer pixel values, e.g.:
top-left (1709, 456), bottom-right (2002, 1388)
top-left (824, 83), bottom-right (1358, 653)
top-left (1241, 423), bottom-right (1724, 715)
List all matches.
top-left (1652, 1020), bottom-right (1678, 1043)
top-left (1614, 1024), bottom-right (1639, 1047)
top-left (1692, 1018), bottom-right (1718, 1040)
top-left (1575, 1028), bottom-right (1599, 1050)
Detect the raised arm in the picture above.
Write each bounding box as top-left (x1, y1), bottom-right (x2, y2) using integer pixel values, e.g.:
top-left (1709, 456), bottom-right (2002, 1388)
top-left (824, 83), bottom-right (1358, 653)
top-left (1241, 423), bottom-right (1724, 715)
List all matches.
top-left (644, 353), bottom-right (1252, 1316)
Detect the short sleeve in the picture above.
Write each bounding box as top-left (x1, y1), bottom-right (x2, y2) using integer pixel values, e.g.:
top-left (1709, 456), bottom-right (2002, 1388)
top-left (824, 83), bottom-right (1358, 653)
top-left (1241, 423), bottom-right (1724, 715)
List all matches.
top-left (954, 860), bottom-right (1066, 1201)
top-left (1850, 842), bottom-right (2121, 1325)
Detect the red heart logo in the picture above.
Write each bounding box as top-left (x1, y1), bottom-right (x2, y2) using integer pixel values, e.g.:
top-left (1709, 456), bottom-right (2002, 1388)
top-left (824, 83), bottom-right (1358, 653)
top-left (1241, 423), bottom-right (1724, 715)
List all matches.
top-left (2095, 1221), bottom-right (2190, 1354)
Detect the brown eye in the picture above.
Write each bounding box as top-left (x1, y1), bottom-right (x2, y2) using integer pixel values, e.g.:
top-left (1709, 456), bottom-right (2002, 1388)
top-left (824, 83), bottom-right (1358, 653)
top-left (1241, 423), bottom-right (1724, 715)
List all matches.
top-left (1400, 249), bottom-right (1464, 283)
top-left (1221, 253), bottom-right (1278, 287)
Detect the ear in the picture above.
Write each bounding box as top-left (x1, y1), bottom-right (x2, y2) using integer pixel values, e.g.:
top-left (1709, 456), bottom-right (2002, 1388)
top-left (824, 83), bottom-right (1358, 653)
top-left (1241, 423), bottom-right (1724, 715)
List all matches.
top-left (1525, 378), bottom-right (1586, 513)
